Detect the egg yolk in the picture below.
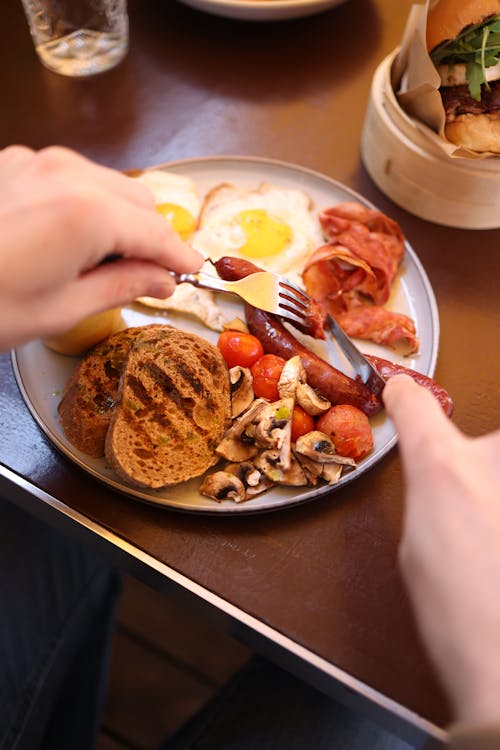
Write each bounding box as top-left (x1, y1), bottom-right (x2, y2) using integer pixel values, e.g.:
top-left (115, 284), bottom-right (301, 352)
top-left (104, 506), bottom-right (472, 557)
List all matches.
top-left (156, 202), bottom-right (196, 240)
top-left (236, 209), bottom-right (292, 258)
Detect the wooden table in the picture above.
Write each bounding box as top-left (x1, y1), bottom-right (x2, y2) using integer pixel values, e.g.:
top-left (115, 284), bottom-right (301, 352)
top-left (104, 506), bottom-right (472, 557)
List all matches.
top-left (1, 1), bottom-right (499, 746)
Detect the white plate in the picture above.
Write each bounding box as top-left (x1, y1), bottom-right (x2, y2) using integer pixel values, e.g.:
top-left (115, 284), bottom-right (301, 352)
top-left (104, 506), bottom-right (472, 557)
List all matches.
top-left (12, 156), bottom-right (439, 515)
top-left (177, 0), bottom-right (349, 22)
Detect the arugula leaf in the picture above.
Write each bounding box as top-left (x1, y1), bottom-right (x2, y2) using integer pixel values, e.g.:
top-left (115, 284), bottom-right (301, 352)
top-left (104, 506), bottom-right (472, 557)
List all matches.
top-left (430, 14), bottom-right (500, 100)
top-left (467, 60), bottom-right (485, 101)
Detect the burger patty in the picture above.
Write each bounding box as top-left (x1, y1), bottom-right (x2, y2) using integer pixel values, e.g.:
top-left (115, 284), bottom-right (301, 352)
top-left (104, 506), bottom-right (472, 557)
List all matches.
top-left (441, 80), bottom-right (500, 122)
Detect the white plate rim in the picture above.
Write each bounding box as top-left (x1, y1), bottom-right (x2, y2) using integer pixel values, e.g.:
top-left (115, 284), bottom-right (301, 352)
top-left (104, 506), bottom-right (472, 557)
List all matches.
top-left (11, 154), bottom-right (440, 515)
top-left (177, 0), bottom-right (348, 21)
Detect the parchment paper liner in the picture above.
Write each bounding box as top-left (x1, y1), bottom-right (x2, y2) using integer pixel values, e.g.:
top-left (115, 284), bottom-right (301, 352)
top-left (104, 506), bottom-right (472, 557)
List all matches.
top-left (361, 50), bottom-right (500, 228)
top-left (393, 0), bottom-right (500, 160)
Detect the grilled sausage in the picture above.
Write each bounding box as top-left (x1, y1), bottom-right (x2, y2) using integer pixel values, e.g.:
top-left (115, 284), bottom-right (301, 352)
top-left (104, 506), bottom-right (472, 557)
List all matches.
top-left (244, 305), bottom-right (382, 416)
top-left (215, 255), bottom-right (453, 417)
top-left (214, 256), bottom-right (325, 340)
top-left (365, 355), bottom-right (454, 416)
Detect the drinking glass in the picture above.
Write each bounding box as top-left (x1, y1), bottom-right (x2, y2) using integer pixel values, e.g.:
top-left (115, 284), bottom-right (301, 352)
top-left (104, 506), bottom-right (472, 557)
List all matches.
top-left (20, 0), bottom-right (129, 77)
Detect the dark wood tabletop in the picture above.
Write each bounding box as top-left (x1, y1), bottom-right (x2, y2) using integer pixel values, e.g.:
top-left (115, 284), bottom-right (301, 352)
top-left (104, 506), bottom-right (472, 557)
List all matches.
top-left (1, 0), bottom-right (499, 745)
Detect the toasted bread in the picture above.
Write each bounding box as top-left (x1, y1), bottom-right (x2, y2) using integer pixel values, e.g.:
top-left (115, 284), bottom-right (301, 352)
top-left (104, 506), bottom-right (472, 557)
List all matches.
top-left (105, 326), bottom-right (231, 489)
top-left (58, 325), bottom-right (162, 458)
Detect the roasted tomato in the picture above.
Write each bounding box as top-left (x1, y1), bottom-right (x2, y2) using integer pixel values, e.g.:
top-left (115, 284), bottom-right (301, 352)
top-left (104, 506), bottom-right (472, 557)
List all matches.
top-left (217, 331), bottom-right (264, 369)
top-left (251, 354), bottom-right (286, 401)
top-left (316, 404), bottom-right (373, 460)
top-left (291, 406), bottom-right (315, 443)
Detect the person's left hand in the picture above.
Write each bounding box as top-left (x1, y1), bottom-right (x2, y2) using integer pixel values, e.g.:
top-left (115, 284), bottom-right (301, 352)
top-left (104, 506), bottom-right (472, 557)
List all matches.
top-left (0, 146), bottom-right (203, 349)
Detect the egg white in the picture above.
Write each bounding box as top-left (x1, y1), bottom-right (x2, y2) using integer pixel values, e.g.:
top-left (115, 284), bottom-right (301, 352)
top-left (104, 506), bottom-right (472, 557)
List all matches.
top-left (131, 171), bottom-right (227, 329)
top-left (193, 182), bottom-right (322, 287)
top-left (131, 170), bottom-right (201, 239)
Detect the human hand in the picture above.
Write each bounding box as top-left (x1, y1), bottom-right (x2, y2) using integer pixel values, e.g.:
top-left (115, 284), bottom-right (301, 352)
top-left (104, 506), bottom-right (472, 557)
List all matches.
top-left (383, 375), bottom-right (500, 724)
top-left (0, 146), bottom-right (203, 349)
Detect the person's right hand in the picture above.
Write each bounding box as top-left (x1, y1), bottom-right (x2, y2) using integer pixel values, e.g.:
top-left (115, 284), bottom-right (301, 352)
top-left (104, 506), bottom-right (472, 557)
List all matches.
top-left (383, 375), bottom-right (500, 724)
top-left (0, 145), bottom-right (203, 350)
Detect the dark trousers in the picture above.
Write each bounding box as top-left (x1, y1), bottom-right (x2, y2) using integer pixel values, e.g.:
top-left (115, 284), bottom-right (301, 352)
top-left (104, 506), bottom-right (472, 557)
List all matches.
top-left (161, 656), bottom-right (414, 750)
top-left (0, 499), bottom-right (121, 750)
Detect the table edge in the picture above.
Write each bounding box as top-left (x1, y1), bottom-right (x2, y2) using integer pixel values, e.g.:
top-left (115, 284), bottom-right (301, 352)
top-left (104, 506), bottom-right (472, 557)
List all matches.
top-left (0, 462), bottom-right (447, 746)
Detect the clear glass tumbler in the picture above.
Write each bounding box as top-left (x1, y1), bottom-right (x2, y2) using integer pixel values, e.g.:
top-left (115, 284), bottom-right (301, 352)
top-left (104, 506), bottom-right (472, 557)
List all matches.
top-left (20, 0), bottom-right (129, 77)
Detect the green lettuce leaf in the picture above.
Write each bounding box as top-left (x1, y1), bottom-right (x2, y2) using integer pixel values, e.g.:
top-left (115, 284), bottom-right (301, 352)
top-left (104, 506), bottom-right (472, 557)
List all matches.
top-left (430, 14), bottom-right (500, 101)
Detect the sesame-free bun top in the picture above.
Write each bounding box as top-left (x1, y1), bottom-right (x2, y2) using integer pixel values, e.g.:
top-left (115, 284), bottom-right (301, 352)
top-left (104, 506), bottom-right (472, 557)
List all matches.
top-left (445, 112), bottom-right (500, 153)
top-left (426, 0), bottom-right (500, 52)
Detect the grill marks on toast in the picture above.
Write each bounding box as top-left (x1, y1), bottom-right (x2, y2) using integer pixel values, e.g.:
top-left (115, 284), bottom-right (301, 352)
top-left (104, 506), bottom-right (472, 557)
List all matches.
top-left (58, 326), bottom-right (158, 457)
top-left (105, 327), bottom-right (231, 489)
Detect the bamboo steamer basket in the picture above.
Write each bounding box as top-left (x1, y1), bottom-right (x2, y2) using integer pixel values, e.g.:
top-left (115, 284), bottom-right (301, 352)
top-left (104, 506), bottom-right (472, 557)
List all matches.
top-left (361, 50), bottom-right (500, 229)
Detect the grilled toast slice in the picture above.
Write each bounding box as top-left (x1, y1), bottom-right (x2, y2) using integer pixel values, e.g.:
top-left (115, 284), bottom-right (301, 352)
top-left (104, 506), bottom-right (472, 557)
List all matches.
top-left (58, 325), bottom-right (162, 458)
top-left (105, 325), bottom-right (231, 488)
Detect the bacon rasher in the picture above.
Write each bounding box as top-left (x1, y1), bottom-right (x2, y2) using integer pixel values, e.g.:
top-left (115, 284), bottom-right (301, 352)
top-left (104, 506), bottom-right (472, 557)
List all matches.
top-left (337, 307), bottom-right (418, 357)
top-left (302, 202), bottom-right (419, 354)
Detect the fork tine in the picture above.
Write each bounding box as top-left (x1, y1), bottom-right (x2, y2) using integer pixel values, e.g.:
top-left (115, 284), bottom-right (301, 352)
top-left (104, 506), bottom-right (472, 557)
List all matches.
top-left (278, 290), bottom-right (309, 312)
top-left (277, 307), bottom-right (308, 326)
top-left (278, 278), bottom-right (311, 303)
top-left (277, 291), bottom-right (309, 321)
top-left (279, 301), bottom-right (307, 319)
top-left (273, 276), bottom-right (313, 323)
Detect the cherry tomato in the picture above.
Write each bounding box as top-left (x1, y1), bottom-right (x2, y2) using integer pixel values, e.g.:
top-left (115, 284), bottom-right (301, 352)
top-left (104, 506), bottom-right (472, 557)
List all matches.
top-left (217, 331), bottom-right (264, 369)
top-left (251, 354), bottom-right (286, 401)
top-left (291, 406), bottom-right (315, 443)
top-left (316, 404), bottom-right (374, 460)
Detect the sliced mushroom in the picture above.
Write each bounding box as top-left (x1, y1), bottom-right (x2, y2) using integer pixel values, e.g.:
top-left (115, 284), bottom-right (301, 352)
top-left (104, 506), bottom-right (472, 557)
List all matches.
top-left (199, 471), bottom-right (246, 503)
top-left (292, 452), bottom-right (320, 485)
top-left (216, 434), bottom-right (257, 463)
top-left (215, 399), bottom-right (268, 462)
top-left (278, 355), bottom-right (305, 399)
top-left (253, 398), bottom-right (294, 469)
top-left (229, 366), bottom-right (254, 417)
top-left (254, 450), bottom-right (308, 486)
top-left (294, 451), bottom-right (323, 478)
top-left (222, 317), bottom-right (249, 334)
top-left (225, 461), bottom-right (274, 497)
top-left (321, 463), bottom-right (344, 484)
top-left (295, 431), bottom-right (356, 466)
top-left (296, 382), bottom-right (331, 416)
top-left (294, 449), bottom-right (350, 486)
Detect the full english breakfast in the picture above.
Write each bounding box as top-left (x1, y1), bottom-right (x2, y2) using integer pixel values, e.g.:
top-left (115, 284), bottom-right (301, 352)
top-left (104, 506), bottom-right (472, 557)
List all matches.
top-left (54, 171), bottom-right (453, 504)
top-left (132, 170), bottom-right (419, 354)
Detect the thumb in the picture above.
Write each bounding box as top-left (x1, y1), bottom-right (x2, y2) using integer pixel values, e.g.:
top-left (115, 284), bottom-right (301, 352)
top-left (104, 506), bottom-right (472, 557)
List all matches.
top-left (383, 374), bottom-right (458, 473)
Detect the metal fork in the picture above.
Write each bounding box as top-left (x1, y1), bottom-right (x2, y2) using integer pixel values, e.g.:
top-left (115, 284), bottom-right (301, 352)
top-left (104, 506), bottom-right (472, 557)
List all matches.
top-left (174, 269), bottom-right (386, 395)
top-left (172, 270), bottom-right (310, 328)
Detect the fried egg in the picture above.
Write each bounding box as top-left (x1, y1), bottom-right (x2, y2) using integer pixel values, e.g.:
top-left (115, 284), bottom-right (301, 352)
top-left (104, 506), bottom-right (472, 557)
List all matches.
top-left (132, 170), bottom-right (228, 330)
top-left (131, 170), bottom-right (201, 240)
top-left (192, 183), bottom-right (322, 287)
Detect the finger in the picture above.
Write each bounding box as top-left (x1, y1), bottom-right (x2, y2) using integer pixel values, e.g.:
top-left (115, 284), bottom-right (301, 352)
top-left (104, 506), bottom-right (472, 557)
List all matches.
top-left (77, 153), bottom-right (158, 209)
top-left (81, 258), bottom-right (178, 306)
top-left (0, 145), bottom-right (34, 179)
top-left (33, 147), bottom-right (157, 211)
top-left (34, 186), bottom-right (204, 275)
top-left (383, 374), bottom-right (459, 469)
top-left (100, 198), bottom-right (204, 273)
top-left (45, 259), bottom-right (178, 330)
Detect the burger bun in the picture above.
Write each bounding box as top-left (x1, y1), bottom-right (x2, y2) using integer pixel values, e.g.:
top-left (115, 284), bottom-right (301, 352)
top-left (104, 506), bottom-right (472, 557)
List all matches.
top-left (445, 112), bottom-right (500, 153)
top-left (427, 0), bottom-right (500, 52)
